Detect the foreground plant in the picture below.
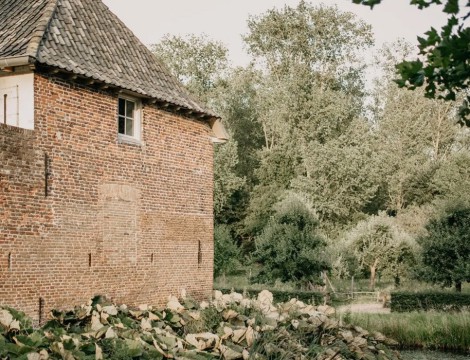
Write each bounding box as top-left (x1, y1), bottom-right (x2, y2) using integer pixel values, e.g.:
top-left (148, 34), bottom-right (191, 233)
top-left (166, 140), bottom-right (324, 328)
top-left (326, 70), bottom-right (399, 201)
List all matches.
top-left (0, 290), bottom-right (399, 359)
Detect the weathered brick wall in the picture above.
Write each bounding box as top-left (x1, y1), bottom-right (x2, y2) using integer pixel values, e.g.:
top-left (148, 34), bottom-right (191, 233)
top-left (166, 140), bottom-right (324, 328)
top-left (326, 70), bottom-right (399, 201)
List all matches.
top-left (0, 73), bottom-right (214, 322)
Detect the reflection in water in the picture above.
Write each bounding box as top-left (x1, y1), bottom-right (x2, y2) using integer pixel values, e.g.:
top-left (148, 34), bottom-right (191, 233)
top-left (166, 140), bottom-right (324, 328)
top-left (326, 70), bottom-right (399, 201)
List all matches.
top-left (400, 350), bottom-right (470, 360)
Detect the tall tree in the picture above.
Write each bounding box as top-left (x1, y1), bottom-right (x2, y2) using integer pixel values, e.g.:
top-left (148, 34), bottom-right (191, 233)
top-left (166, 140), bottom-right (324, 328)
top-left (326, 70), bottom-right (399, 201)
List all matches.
top-left (210, 67), bottom-right (264, 185)
top-left (371, 42), bottom-right (461, 213)
top-left (353, 0), bottom-right (470, 122)
top-left (292, 118), bottom-right (381, 225)
top-left (151, 34), bottom-right (229, 103)
top-left (242, 3), bottom-right (374, 233)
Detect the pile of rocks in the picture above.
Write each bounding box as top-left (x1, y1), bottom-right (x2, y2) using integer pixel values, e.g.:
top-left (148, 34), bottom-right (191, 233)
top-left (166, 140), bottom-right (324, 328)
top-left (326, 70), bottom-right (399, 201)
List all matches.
top-left (0, 290), bottom-right (400, 359)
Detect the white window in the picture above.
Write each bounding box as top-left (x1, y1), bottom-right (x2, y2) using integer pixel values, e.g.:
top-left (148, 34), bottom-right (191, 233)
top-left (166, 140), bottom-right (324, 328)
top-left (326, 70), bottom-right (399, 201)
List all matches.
top-left (118, 96), bottom-right (141, 143)
top-left (0, 73), bottom-right (34, 130)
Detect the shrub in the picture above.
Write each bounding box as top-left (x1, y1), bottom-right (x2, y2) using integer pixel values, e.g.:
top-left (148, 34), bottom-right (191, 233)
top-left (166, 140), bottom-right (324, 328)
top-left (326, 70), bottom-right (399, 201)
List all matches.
top-left (391, 291), bottom-right (470, 312)
top-left (252, 195), bottom-right (330, 285)
top-left (417, 207), bottom-right (470, 292)
top-left (214, 224), bottom-right (241, 277)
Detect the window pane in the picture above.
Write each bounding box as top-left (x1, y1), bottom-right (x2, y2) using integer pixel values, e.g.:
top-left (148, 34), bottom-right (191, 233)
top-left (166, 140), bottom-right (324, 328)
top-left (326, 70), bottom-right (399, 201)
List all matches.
top-left (118, 116), bottom-right (125, 134)
top-left (118, 98), bottom-right (125, 117)
top-left (126, 100), bottom-right (135, 118)
top-left (126, 118), bottom-right (134, 136)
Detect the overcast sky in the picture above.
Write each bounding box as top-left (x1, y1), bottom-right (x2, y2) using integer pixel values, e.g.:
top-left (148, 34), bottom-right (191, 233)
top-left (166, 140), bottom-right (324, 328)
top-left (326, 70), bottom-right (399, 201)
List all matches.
top-left (102, 0), bottom-right (451, 66)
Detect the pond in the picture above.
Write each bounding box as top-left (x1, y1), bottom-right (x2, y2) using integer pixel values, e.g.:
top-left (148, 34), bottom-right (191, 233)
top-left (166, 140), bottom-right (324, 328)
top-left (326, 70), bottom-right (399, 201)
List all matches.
top-left (400, 350), bottom-right (470, 360)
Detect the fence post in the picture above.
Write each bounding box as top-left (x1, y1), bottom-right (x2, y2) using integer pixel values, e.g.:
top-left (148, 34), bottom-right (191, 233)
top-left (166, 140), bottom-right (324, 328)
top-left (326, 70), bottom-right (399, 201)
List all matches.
top-left (351, 276), bottom-right (354, 299)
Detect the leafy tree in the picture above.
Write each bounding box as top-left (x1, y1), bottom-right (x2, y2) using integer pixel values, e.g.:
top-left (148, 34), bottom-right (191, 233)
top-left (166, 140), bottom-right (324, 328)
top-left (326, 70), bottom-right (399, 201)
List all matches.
top-left (242, 3), bottom-right (373, 236)
top-left (418, 207), bottom-right (470, 292)
top-left (244, 142), bottom-right (302, 235)
top-left (244, 2), bottom-right (372, 146)
top-left (245, 1), bottom-right (373, 78)
top-left (430, 152), bottom-right (470, 203)
top-left (210, 67), bottom-right (264, 185)
top-left (252, 194), bottom-right (330, 285)
top-left (214, 140), bottom-right (246, 224)
top-left (151, 34), bottom-right (229, 103)
top-left (370, 41), bottom-right (461, 213)
top-left (353, 0), bottom-right (470, 122)
top-left (345, 213), bottom-right (414, 288)
top-left (292, 118), bottom-right (381, 225)
top-left (214, 225), bottom-right (241, 278)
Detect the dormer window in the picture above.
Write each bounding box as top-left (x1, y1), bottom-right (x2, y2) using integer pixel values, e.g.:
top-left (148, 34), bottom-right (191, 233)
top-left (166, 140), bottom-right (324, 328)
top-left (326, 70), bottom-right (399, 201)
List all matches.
top-left (118, 96), bottom-right (141, 143)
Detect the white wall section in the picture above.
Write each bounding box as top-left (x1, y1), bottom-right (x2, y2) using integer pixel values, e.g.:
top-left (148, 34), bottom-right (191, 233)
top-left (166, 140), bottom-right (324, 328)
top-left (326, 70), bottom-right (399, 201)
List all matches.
top-left (0, 73), bottom-right (34, 130)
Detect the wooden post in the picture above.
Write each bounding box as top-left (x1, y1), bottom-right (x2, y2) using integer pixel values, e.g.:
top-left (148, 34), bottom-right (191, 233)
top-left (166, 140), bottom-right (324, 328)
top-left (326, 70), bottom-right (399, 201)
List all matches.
top-left (351, 276), bottom-right (354, 299)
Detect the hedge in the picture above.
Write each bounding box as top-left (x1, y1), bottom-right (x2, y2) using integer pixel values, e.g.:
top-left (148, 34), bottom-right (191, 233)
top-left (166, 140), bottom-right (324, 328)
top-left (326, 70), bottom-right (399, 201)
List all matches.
top-left (391, 291), bottom-right (470, 312)
top-left (215, 287), bottom-right (324, 305)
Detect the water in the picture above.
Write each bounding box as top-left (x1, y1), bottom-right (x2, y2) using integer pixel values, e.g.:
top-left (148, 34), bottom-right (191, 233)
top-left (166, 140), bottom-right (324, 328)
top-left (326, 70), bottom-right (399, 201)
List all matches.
top-left (401, 350), bottom-right (470, 360)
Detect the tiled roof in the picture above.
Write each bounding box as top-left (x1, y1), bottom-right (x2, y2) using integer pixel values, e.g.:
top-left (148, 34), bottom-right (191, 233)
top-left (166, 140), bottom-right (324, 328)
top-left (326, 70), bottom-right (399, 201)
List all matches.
top-left (0, 0), bottom-right (217, 118)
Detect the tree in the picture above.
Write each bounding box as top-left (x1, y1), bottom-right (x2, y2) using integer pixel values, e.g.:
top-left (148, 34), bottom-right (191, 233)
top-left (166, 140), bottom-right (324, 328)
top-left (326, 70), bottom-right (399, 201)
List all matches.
top-left (210, 67), bottom-right (264, 185)
top-left (245, 1), bottom-right (373, 78)
top-left (214, 225), bottom-right (241, 278)
top-left (151, 34), bottom-right (229, 103)
top-left (242, 3), bottom-right (373, 236)
top-left (370, 41), bottom-right (461, 213)
top-left (353, 0), bottom-right (470, 123)
top-left (214, 139), bottom-right (246, 224)
top-left (292, 118), bottom-right (382, 225)
top-left (418, 207), bottom-right (470, 292)
top-left (345, 213), bottom-right (414, 288)
top-left (252, 194), bottom-right (330, 285)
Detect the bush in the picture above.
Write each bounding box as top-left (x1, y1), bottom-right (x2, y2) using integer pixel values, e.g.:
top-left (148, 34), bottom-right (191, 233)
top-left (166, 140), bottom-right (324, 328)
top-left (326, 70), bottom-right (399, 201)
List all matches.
top-left (391, 291), bottom-right (470, 312)
top-left (214, 224), bottom-right (241, 277)
top-left (417, 207), bottom-right (470, 292)
top-left (252, 195), bottom-right (330, 285)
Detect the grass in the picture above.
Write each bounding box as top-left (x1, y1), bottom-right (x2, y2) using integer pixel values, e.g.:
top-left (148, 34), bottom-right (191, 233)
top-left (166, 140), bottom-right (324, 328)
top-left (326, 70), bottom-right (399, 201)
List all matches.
top-left (347, 311), bottom-right (470, 353)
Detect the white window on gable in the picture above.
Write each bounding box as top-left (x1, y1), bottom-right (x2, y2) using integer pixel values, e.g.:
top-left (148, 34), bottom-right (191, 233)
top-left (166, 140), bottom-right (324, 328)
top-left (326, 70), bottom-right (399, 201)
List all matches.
top-left (1, 86), bottom-right (18, 126)
top-left (0, 73), bottom-right (34, 130)
top-left (118, 96), bottom-right (142, 143)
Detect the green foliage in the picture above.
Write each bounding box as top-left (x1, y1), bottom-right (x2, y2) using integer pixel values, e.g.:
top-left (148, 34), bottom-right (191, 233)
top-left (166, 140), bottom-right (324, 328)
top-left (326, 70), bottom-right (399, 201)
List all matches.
top-left (292, 119), bottom-right (382, 224)
top-left (371, 47), bottom-right (461, 212)
top-left (245, 1), bottom-right (373, 76)
top-left (214, 225), bottom-right (241, 278)
top-left (391, 291), bottom-right (470, 312)
top-left (417, 207), bottom-right (470, 291)
top-left (151, 34), bottom-right (228, 102)
top-left (354, 0), bottom-right (470, 122)
top-left (213, 140), bottom-right (246, 224)
top-left (345, 213), bottom-right (415, 288)
top-left (252, 195), bottom-right (330, 285)
top-left (210, 67), bottom-right (264, 186)
top-left (430, 153), bottom-right (470, 204)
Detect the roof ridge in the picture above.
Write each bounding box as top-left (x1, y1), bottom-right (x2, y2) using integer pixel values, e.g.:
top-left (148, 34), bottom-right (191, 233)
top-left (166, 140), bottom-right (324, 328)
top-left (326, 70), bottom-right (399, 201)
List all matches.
top-left (25, 0), bottom-right (59, 59)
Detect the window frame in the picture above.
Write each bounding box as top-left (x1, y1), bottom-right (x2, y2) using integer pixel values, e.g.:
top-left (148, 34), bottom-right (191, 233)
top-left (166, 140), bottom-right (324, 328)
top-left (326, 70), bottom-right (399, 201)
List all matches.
top-left (117, 95), bottom-right (142, 144)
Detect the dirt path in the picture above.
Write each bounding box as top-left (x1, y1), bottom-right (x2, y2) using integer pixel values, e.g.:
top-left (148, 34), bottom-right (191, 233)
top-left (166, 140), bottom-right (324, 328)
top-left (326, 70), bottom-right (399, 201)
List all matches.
top-left (337, 303), bottom-right (391, 314)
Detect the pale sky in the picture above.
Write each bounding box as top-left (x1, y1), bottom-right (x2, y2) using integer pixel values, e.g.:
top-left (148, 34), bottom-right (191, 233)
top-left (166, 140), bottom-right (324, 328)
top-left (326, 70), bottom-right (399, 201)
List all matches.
top-left (102, 0), bottom-right (452, 66)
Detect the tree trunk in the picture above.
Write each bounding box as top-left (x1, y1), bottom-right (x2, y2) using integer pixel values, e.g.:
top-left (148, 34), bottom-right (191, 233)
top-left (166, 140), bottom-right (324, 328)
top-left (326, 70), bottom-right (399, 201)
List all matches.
top-left (456, 281), bottom-right (462, 292)
top-left (369, 259), bottom-right (379, 289)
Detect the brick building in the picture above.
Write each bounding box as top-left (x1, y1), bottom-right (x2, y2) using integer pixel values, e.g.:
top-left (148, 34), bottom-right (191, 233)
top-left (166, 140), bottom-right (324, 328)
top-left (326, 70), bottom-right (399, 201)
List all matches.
top-left (0, 0), bottom-right (227, 322)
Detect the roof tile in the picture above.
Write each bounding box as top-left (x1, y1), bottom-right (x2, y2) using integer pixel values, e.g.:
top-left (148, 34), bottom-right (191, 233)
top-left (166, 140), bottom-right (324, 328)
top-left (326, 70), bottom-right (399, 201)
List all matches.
top-left (0, 0), bottom-right (216, 118)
